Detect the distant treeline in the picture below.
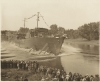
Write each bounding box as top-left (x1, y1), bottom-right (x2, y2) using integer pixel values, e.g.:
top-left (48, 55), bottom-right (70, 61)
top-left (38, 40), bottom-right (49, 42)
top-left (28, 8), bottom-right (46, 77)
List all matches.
top-left (1, 22), bottom-right (99, 40)
top-left (65, 22), bottom-right (99, 40)
top-left (49, 22), bottom-right (99, 40)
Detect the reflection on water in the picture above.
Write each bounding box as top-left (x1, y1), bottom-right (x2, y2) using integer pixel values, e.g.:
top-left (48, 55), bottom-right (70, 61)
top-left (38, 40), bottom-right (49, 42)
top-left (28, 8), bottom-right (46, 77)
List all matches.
top-left (66, 43), bottom-right (99, 55)
top-left (61, 43), bottom-right (99, 75)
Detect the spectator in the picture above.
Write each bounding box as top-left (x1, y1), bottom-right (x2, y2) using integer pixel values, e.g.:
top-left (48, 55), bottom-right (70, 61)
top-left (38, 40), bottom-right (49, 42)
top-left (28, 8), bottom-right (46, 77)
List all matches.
top-left (24, 76), bottom-right (28, 81)
top-left (41, 77), bottom-right (45, 81)
top-left (93, 74), bottom-right (99, 81)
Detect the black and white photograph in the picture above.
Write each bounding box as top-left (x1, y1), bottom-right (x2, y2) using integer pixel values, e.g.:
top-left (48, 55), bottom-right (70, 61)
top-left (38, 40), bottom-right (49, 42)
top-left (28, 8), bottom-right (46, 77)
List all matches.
top-left (1, 0), bottom-right (100, 81)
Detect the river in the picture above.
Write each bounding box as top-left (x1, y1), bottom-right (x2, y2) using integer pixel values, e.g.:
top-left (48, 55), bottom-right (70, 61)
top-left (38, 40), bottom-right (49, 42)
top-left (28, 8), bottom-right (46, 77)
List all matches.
top-left (1, 41), bottom-right (99, 76)
top-left (60, 42), bottom-right (99, 76)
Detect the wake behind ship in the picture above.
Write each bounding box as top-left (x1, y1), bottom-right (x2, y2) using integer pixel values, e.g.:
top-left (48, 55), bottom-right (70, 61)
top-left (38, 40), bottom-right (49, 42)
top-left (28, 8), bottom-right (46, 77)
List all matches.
top-left (1, 12), bottom-right (66, 55)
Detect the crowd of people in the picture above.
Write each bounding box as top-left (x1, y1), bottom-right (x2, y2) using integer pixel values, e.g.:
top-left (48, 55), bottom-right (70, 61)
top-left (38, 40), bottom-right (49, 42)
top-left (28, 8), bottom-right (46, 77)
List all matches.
top-left (1, 60), bottom-right (100, 81)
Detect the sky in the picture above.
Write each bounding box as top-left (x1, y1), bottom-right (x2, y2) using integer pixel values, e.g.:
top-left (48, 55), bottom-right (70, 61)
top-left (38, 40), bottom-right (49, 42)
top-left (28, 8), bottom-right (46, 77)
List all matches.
top-left (1, 0), bottom-right (100, 31)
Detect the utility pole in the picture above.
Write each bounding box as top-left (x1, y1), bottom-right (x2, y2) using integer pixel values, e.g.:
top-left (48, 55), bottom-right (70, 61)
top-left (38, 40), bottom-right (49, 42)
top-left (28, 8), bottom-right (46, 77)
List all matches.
top-left (37, 12), bottom-right (39, 28)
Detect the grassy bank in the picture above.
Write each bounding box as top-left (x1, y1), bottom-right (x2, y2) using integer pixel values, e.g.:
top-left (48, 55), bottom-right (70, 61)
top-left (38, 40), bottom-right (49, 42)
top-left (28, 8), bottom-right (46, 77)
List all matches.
top-left (64, 39), bottom-right (99, 46)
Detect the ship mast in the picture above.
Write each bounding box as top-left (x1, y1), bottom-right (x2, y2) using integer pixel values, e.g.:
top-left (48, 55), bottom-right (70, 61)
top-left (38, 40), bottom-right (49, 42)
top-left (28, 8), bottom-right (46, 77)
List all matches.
top-left (23, 18), bottom-right (26, 28)
top-left (23, 12), bottom-right (48, 28)
top-left (37, 12), bottom-right (39, 28)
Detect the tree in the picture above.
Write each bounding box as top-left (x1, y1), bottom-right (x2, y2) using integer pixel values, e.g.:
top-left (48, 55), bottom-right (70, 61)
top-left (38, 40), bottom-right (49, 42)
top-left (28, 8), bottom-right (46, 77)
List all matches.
top-left (18, 27), bottom-right (29, 34)
top-left (65, 29), bottom-right (80, 39)
top-left (78, 22), bottom-right (99, 40)
top-left (58, 27), bottom-right (65, 36)
top-left (49, 24), bottom-right (58, 36)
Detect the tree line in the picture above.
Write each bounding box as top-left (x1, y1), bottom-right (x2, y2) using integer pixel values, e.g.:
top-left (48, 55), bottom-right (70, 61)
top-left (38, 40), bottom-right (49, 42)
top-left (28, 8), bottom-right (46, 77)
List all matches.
top-left (50, 22), bottom-right (99, 40)
top-left (1, 22), bottom-right (99, 40)
top-left (66, 22), bottom-right (99, 40)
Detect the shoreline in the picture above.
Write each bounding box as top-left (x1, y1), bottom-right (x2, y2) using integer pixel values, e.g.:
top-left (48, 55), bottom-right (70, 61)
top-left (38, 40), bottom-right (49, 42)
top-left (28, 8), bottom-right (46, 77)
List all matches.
top-left (64, 39), bottom-right (99, 46)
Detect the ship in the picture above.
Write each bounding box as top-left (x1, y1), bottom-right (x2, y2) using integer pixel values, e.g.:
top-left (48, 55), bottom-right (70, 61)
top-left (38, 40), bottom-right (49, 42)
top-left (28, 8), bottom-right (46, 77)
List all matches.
top-left (1, 12), bottom-right (66, 55)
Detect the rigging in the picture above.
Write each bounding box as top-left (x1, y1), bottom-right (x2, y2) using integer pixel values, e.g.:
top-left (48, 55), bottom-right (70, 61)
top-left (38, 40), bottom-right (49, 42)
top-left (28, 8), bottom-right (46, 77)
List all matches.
top-left (23, 12), bottom-right (49, 28)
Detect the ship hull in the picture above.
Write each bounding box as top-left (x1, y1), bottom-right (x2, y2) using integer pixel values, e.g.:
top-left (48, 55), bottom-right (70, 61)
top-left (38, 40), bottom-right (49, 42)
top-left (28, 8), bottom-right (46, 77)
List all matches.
top-left (2, 36), bottom-right (65, 55)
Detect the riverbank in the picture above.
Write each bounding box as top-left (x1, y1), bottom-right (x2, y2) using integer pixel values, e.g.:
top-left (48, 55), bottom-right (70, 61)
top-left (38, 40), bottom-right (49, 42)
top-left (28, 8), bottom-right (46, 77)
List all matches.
top-left (64, 39), bottom-right (99, 46)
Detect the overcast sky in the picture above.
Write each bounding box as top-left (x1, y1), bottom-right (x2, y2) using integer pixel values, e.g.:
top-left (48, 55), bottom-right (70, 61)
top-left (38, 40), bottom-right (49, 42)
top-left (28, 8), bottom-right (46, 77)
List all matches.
top-left (1, 0), bottom-right (100, 31)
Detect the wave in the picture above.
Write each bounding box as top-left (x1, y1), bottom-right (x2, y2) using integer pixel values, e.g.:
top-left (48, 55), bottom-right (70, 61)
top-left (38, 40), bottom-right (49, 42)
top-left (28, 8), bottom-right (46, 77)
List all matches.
top-left (58, 44), bottom-right (81, 57)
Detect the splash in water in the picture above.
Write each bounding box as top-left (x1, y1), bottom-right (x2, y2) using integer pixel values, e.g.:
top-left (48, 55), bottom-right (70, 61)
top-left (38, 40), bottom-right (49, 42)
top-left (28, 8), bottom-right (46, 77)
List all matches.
top-left (1, 41), bottom-right (56, 61)
top-left (58, 43), bottom-right (81, 57)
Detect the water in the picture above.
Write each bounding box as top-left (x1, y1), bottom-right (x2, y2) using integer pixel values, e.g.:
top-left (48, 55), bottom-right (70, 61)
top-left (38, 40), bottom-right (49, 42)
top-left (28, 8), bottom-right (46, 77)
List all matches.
top-left (1, 41), bottom-right (99, 76)
top-left (60, 42), bottom-right (99, 76)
